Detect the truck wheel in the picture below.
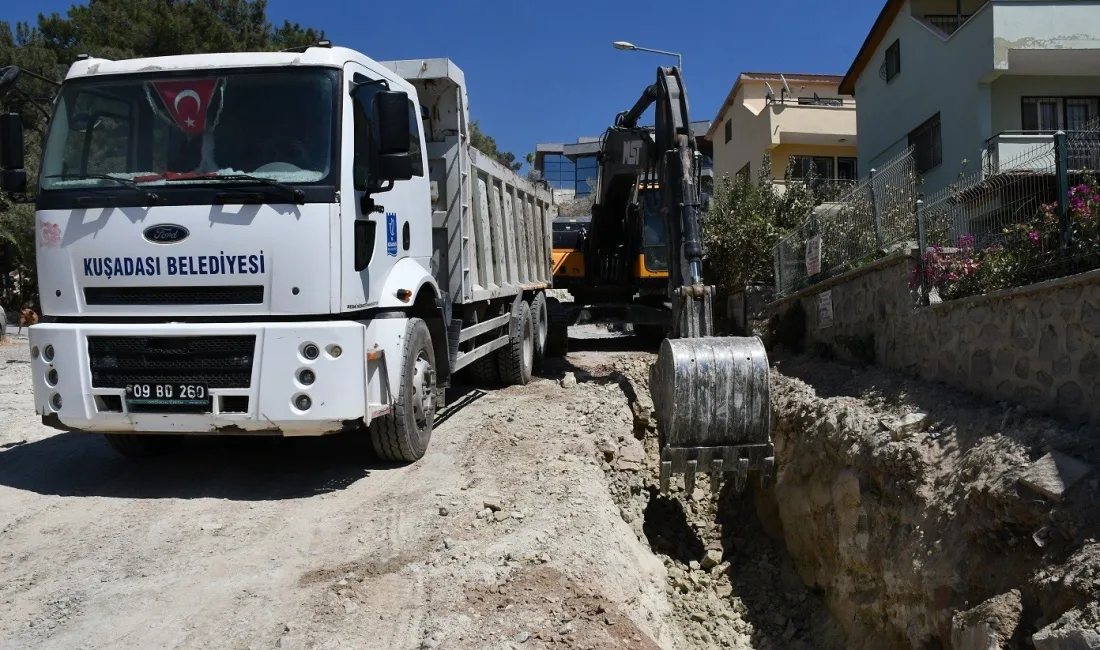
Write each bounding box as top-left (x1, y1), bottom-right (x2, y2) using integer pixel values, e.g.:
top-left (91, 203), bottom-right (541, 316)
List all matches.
top-left (103, 433), bottom-right (181, 458)
top-left (497, 300), bottom-right (533, 386)
top-left (546, 298), bottom-right (569, 357)
top-left (370, 318), bottom-right (436, 462)
top-left (467, 354), bottom-right (501, 385)
top-left (530, 292), bottom-right (548, 370)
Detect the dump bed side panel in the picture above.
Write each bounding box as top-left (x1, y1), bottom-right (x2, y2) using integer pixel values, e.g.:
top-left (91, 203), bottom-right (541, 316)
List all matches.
top-left (382, 58), bottom-right (554, 306)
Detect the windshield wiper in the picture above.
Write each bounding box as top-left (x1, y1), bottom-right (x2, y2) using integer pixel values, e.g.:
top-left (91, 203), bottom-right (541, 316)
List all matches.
top-left (43, 173), bottom-right (159, 205)
top-left (156, 173), bottom-right (305, 204)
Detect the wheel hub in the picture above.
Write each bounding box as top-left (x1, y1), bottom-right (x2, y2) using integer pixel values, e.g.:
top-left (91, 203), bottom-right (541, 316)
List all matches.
top-left (410, 353), bottom-right (436, 428)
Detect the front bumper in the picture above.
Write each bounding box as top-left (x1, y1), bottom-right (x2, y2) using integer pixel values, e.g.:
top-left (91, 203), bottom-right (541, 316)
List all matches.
top-left (28, 321), bottom-right (377, 436)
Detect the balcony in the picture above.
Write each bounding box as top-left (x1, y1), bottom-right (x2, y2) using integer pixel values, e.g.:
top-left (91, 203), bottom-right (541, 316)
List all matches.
top-left (762, 97), bottom-right (857, 148)
top-left (983, 131), bottom-right (1100, 176)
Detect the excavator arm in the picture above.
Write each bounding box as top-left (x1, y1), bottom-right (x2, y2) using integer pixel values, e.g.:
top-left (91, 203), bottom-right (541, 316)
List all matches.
top-left (606, 67), bottom-right (774, 496)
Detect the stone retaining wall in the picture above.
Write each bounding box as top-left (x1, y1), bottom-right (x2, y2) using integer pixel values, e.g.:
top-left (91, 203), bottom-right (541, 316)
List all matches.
top-left (768, 254), bottom-right (1100, 424)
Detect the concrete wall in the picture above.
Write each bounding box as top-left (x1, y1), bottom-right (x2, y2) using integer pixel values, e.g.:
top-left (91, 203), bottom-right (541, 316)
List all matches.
top-left (993, 0), bottom-right (1100, 71)
top-left (772, 253), bottom-right (1100, 424)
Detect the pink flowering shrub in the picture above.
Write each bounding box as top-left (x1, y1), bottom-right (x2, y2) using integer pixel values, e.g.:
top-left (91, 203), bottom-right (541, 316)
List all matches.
top-left (912, 178), bottom-right (1100, 300)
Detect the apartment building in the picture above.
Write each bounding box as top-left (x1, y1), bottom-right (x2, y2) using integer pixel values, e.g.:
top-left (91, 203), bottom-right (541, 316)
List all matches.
top-left (841, 0), bottom-right (1100, 196)
top-left (706, 72), bottom-right (858, 192)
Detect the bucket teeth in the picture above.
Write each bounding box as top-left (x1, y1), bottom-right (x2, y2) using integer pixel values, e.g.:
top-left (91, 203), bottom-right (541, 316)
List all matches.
top-left (734, 458), bottom-right (749, 493)
top-left (710, 459), bottom-right (723, 495)
top-left (684, 460), bottom-right (697, 496)
top-left (761, 456), bottom-right (775, 489)
top-left (660, 461), bottom-right (671, 495)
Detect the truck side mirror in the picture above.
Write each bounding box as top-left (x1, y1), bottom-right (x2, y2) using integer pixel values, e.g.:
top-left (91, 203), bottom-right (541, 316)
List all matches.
top-left (375, 90), bottom-right (415, 184)
top-left (0, 112), bottom-right (27, 195)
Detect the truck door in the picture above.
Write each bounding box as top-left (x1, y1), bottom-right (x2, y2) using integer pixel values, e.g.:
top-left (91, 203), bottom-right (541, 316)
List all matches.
top-left (339, 61), bottom-right (431, 313)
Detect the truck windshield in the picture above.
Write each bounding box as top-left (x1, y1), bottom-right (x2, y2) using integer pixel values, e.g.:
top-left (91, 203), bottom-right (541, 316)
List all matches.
top-left (39, 68), bottom-right (338, 191)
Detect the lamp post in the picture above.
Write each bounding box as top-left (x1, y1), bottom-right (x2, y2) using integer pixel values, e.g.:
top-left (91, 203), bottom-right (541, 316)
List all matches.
top-left (612, 41), bottom-right (682, 72)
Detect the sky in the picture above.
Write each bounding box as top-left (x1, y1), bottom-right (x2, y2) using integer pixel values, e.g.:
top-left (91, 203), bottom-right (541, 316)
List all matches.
top-left (11, 0), bottom-right (885, 170)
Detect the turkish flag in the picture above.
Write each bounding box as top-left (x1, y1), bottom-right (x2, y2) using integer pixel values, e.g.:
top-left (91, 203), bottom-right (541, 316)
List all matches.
top-left (152, 79), bottom-right (220, 135)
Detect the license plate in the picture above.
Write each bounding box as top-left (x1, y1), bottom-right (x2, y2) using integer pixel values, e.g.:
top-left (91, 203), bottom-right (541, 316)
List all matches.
top-left (125, 382), bottom-right (210, 410)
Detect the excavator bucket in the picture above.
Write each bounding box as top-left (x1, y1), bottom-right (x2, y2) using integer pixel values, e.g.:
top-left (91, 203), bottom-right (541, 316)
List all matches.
top-left (650, 285), bottom-right (775, 496)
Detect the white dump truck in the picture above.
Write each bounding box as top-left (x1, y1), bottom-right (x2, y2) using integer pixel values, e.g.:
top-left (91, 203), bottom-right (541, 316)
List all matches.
top-left (0, 46), bottom-right (557, 459)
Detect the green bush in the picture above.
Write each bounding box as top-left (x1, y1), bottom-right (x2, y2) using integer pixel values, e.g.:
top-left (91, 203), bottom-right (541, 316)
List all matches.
top-left (701, 153), bottom-right (819, 292)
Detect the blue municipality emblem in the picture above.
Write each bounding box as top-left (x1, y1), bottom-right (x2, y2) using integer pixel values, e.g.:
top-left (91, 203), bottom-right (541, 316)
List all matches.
top-left (386, 212), bottom-right (398, 257)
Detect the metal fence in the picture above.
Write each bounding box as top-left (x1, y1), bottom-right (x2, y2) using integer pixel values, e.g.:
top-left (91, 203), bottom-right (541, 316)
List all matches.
top-left (773, 147), bottom-right (918, 296)
top-left (915, 128), bottom-right (1100, 303)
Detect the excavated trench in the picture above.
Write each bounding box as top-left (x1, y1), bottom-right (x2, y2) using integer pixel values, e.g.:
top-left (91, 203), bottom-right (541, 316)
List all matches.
top-left (568, 333), bottom-right (1100, 650)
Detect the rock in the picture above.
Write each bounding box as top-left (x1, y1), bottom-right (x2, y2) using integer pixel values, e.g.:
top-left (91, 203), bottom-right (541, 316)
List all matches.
top-left (476, 508), bottom-right (492, 520)
top-left (689, 561), bottom-right (701, 571)
top-left (701, 549), bottom-right (723, 571)
top-left (513, 631), bottom-right (531, 643)
top-left (597, 441), bottom-right (617, 462)
top-left (881, 412), bottom-right (930, 440)
top-left (691, 488), bottom-right (706, 502)
top-left (484, 497), bottom-right (504, 512)
top-left (493, 510), bottom-right (510, 522)
top-left (510, 511), bottom-right (524, 520)
top-left (343, 599), bottom-right (359, 614)
top-left (1032, 602), bottom-right (1100, 650)
top-left (1019, 452), bottom-right (1093, 501)
top-left (560, 373), bottom-right (577, 389)
top-left (783, 621), bottom-right (797, 641)
top-left (951, 589), bottom-right (1022, 650)
top-left (773, 613), bottom-right (788, 627)
top-left (443, 537), bottom-right (453, 550)
top-left (438, 507), bottom-right (449, 517)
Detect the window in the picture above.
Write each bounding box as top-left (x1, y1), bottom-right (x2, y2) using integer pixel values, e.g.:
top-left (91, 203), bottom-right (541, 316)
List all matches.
top-left (407, 99), bottom-right (424, 177)
top-left (724, 119), bottom-right (732, 144)
top-left (790, 155), bottom-right (834, 180)
top-left (575, 155), bottom-right (599, 196)
top-left (837, 157), bottom-right (858, 180)
top-left (1022, 97), bottom-right (1100, 131)
top-left (908, 113), bottom-right (942, 175)
top-left (735, 162), bottom-right (750, 183)
top-left (884, 39), bottom-right (900, 82)
top-left (540, 153), bottom-right (575, 190)
top-left (41, 68), bottom-right (340, 192)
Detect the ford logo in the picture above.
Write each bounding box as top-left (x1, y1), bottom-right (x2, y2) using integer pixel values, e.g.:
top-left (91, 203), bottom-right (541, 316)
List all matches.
top-left (143, 224), bottom-right (189, 244)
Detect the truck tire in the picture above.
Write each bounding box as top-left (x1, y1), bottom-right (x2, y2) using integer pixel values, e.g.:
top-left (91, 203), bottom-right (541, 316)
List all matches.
top-left (546, 298), bottom-right (568, 357)
top-left (370, 318), bottom-right (436, 462)
top-left (497, 300), bottom-right (533, 386)
top-left (467, 354), bottom-right (501, 385)
top-left (103, 433), bottom-right (180, 458)
top-left (530, 292), bottom-right (548, 370)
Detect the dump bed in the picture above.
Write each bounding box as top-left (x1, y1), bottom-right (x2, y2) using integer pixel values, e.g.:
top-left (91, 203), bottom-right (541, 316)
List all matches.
top-left (381, 59), bottom-right (554, 307)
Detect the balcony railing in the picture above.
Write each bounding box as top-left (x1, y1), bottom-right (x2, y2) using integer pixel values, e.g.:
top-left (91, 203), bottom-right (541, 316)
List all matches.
top-left (983, 131), bottom-right (1100, 176)
top-left (775, 178), bottom-right (860, 202)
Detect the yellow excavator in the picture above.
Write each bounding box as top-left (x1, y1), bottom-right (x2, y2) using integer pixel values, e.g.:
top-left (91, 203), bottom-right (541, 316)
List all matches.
top-left (553, 66), bottom-right (774, 495)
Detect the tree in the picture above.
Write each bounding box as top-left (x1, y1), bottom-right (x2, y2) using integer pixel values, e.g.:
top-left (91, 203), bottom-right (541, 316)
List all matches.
top-left (700, 153), bottom-right (819, 291)
top-left (0, 0), bottom-right (326, 307)
top-left (469, 119), bottom-right (521, 172)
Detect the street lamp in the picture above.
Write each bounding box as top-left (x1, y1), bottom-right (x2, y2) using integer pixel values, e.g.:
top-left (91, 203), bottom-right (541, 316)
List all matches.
top-left (613, 41), bottom-right (682, 72)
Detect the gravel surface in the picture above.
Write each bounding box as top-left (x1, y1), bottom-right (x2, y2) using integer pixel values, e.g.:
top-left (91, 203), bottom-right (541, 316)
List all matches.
top-left (0, 330), bottom-right (726, 650)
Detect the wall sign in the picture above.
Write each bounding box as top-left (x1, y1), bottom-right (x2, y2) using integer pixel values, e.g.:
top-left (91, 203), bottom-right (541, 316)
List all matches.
top-left (819, 290), bottom-right (833, 329)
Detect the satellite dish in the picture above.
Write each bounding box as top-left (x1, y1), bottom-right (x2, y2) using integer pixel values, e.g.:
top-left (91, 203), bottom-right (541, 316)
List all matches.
top-left (764, 81), bottom-right (776, 103)
top-left (0, 66), bottom-right (21, 101)
top-left (779, 74), bottom-right (792, 99)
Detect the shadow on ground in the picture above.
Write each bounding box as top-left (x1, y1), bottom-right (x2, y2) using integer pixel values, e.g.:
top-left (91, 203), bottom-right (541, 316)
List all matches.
top-left (0, 384), bottom-right (486, 502)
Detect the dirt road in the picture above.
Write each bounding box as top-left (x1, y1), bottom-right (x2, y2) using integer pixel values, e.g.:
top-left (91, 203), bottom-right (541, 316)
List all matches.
top-left (0, 329), bottom-right (759, 650)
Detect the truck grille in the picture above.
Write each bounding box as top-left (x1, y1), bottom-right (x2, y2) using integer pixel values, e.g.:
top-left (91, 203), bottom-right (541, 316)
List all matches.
top-left (87, 335), bottom-right (256, 389)
top-left (84, 285), bottom-right (264, 306)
